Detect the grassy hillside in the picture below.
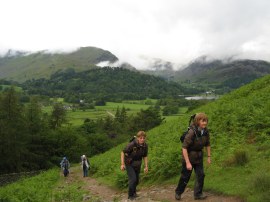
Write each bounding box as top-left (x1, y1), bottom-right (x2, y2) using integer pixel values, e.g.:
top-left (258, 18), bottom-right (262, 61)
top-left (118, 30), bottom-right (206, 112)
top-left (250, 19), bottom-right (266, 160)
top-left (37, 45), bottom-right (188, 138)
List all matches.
top-left (90, 74), bottom-right (270, 202)
top-left (0, 47), bottom-right (118, 82)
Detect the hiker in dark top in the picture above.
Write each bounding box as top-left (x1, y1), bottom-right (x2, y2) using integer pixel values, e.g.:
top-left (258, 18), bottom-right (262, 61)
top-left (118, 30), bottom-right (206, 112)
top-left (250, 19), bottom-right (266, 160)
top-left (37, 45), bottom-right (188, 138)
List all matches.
top-left (60, 157), bottom-right (70, 177)
top-left (175, 113), bottom-right (211, 200)
top-left (121, 131), bottom-right (149, 200)
top-left (81, 155), bottom-right (90, 177)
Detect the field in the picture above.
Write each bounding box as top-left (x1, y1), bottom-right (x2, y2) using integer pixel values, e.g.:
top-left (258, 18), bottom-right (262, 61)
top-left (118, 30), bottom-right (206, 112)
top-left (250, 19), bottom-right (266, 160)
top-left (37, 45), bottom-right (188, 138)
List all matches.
top-left (43, 99), bottom-right (188, 126)
top-left (0, 85), bottom-right (22, 92)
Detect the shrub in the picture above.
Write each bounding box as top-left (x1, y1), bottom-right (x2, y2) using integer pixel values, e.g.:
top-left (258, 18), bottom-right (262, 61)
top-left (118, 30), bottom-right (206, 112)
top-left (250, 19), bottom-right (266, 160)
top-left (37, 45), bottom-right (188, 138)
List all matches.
top-left (223, 150), bottom-right (249, 167)
top-left (116, 172), bottom-right (128, 189)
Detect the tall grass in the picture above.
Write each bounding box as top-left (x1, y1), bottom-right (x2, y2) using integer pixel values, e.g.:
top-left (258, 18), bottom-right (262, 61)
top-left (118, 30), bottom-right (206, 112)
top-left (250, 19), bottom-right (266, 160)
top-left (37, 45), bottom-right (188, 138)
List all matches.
top-left (0, 168), bottom-right (88, 202)
top-left (0, 169), bottom-right (59, 201)
top-left (248, 173), bottom-right (270, 202)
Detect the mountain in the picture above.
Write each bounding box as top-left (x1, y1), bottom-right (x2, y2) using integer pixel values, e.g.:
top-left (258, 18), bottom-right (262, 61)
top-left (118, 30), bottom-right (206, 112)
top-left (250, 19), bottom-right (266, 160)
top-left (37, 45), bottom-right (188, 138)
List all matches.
top-left (23, 67), bottom-right (197, 102)
top-left (175, 58), bottom-right (270, 90)
top-left (0, 47), bottom-right (118, 82)
top-left (90, 74), bottom-right (270, 201)
top-left (140, 58), bottom-right (176, 80)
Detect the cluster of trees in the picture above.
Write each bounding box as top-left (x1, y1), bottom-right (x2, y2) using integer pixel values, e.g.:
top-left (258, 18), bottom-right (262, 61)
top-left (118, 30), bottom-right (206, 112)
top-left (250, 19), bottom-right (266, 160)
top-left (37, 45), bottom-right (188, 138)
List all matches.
top-left (0, 88), bottom-right (164, 174)
top-left (22, 67), bottom-right (199, 102)
top-left (0, 88), bottom-right (90, 174)
top-left (156, 98), bottom-right (213, 115)
top-left (80, 105), bottom-right (163, 156)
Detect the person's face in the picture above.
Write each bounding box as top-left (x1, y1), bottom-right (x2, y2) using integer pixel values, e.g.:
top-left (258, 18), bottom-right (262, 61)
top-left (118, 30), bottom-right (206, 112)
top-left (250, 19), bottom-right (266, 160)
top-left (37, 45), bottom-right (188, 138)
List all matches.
top-left (198, 119), bottom-right (208, 129)
top-left (137, 136), bottom-right (146, 144)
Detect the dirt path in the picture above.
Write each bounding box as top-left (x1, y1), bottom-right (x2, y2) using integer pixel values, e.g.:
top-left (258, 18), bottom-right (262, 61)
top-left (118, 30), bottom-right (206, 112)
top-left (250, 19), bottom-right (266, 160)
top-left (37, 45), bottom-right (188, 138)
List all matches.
top-left (106, 111), bottom-right (115, 118)
top-left (65, 167), bottom-right (243, 202)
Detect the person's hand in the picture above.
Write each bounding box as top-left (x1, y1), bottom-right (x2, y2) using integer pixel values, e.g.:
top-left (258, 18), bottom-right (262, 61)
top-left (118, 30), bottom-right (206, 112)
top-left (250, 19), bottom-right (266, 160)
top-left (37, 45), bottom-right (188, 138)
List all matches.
top-left (186, 162), bottom-right (192, 170)
top-left (121, 164), bottom-right (125, 171)
top-left (144, 166), bottom-right (148, 174)
top-left (207, 157), bottom-right (211, 164)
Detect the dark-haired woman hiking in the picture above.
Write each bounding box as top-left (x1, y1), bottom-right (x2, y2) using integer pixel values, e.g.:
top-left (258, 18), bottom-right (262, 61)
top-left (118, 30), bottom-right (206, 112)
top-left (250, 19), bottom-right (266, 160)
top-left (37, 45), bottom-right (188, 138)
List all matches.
top-left (121, 131), bottom-right (148, 200)
top-left (175, 113), bottom-right (211, 200)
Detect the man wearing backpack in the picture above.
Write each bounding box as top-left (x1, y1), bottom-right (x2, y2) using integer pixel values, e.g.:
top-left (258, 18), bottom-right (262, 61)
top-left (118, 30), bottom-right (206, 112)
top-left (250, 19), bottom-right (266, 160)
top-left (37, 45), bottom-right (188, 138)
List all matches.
top-left (120, 131), bottom-right (149, 200)
top-left (60, 157), bottom-right (70, 177)
top-left (175, 113), bottom-right (211, 200)
top-left (81, 155), bottom-right (90, 177)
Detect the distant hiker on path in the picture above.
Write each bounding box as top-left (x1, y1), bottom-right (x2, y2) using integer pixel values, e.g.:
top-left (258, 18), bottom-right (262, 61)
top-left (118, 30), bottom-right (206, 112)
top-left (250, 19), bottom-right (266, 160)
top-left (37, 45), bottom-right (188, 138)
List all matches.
top-left (81, 155), bottom-right (90, 177)
top-left (60, 157), bottom-right (70, 177)
top-left (121, 131), bottom-right (149, 200)
top-left (175, 113), bottom-right (211, 200)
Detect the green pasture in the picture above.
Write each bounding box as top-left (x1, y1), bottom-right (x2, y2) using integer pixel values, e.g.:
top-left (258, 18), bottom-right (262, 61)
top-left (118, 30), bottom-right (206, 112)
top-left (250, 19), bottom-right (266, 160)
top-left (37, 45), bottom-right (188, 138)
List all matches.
top-left (42, 100), bottom-right (186, 126)
top-left (0, 85), bottom-right (22, 92)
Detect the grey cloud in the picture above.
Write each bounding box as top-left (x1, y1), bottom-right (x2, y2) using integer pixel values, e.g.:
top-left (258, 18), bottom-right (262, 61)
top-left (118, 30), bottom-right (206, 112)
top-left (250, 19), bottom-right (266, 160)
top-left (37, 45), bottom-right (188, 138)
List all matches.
top-left (1, 0), bottom-right (270, 68)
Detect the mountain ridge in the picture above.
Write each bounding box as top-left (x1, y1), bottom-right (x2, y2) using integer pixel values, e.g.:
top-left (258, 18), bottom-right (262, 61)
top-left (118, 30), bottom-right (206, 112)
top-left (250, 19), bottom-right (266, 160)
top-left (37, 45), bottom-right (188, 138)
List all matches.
top-left (0, 46), bottom-right (118, 82)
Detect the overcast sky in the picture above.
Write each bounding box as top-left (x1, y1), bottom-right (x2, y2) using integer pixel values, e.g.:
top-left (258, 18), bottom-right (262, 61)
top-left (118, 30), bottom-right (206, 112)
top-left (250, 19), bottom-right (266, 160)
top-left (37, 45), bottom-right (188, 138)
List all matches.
top-left (1, 0), bottom-right (270, 68)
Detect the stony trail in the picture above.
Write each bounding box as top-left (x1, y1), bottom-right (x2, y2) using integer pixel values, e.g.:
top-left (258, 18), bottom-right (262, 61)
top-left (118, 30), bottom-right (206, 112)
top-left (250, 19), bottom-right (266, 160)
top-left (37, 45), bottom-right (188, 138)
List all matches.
top-left (63, 167), bottom-right (243, 202)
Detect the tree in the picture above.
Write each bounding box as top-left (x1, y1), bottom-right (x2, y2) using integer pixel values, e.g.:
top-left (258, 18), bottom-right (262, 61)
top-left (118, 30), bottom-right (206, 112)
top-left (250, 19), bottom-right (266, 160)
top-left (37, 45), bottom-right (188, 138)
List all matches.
top-left (82, 118), bottom-right (97, 134)
top-left (130, 106), bottom-right (163, 132)
top-left (0, 87), bottom-right (26, 173)
top-left (119, 107), bottom-right (127, 123)
top-left (115, 107), bottom-right (121, 122)
top-left (103, 116), bottom-right (114, 133)
top-left (162, 102), bottom-right (179, 115)
top-left (95, 99), bottom-right (106, 106)
top-left (26, 97), bottom-right (43, 138)
top-left (50, 103), bottom-right (67, 129)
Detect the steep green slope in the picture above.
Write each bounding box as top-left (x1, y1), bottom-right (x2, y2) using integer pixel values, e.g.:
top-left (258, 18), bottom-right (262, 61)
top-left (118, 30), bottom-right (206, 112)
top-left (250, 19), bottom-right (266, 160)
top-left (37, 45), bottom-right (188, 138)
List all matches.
top-left (0, 168), bottom-right (88, 201)
top-left (90, 75), bottom-right (270, 201)
top-left (0, 47), bottom-right (118, 82)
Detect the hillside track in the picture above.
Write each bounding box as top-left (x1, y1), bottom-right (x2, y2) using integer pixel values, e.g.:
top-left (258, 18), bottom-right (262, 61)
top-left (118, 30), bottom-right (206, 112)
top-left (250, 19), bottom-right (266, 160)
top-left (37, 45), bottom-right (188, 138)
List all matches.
top-left (63, 167), bottom-right (243, 202)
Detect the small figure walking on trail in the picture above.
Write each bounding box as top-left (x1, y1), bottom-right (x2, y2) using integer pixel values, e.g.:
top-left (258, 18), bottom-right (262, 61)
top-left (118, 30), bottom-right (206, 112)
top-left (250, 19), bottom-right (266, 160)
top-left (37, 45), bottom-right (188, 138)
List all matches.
top-left (121, 131), bottom-right (149, 200)
top-left (60, 157), bottom-right (70, 177)
top-left (175, 113), bottom-right (211, 200)
top-left (81, 155), bottom-right (90, 177)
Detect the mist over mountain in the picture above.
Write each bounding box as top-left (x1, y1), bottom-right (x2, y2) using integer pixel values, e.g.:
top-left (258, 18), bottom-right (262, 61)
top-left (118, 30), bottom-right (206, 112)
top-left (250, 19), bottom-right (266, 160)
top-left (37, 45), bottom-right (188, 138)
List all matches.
top-left (0, 47), bottom-right (118, 82)
top-left (140, 58), bottom-right (176, 80)
top-left (175, 58), bottom-right (270, 87)
top-left (1, 45), bottom-right (270, 94)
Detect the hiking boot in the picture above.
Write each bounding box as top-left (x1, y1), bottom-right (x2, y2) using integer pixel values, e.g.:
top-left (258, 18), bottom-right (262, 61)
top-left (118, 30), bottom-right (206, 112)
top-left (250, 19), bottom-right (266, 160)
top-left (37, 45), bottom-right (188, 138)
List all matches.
top-left (128, 196), bottom-right (136, 200)
top-left (194, 194), bottom-right (207, 200)
top-left (175, 193), bottom-right (181, 200)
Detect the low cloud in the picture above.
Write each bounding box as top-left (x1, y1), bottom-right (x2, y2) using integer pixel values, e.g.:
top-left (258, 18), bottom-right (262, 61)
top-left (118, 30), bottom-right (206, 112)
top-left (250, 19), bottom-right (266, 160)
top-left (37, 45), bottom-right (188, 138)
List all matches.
top-left (1, 0), bottom-right (270, 69)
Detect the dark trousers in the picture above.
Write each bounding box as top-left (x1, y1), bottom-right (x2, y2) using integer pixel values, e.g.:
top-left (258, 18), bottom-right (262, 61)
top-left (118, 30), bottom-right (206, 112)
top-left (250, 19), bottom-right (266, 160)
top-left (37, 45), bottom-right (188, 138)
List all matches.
top-left (126, 165), bottom-right (140, 197)
top-left (63, 169), bottom-right (69, 177)
top-left (175, 161), bottom-right (205, 197)
top-left (83, 167), bottom-right (88, 177)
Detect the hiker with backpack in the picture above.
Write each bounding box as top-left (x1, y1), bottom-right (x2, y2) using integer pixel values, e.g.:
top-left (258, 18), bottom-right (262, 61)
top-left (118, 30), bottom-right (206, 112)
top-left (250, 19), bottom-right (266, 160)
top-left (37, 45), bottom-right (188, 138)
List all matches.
top-left (120, 131), bottom-right (148, 200)
top-left (175, 113), bottom-right (211, 200)
top-left (60, 157), bottom-right (70, 177)
top-left (81, 155), bottom-right (90, 177)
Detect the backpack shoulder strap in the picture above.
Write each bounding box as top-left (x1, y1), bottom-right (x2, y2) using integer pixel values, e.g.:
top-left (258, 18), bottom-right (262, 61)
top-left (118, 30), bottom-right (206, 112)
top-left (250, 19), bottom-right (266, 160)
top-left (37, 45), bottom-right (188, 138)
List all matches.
top-left (188, 114), bottom-right (196, 126)
top-left (188, 126), bottom-right (198, 142)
